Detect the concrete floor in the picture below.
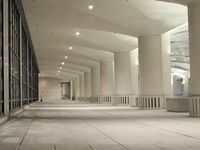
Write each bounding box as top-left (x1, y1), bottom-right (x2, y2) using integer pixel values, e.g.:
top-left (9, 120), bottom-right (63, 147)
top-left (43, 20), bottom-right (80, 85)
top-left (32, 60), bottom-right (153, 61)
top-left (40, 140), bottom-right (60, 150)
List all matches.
top-left (0, 102), bottom-right (200, 150)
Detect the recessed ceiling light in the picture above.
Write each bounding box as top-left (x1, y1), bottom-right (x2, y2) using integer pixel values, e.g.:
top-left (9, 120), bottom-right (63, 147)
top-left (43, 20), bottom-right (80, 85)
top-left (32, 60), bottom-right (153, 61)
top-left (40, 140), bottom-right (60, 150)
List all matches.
top-left (65, 56), bottom-right (68, 59)
top-left (75, 32), bottom-right (80, 36)
top-left (88, 5), bottom-right (94, 10)
top-left (61, 62), bottom-right (65, 65)
top-left (58, 70), bottom-right (61, 73)
top-left (69, 46), bottom-right (72, 50)
top-left (59, 67), bottom-right (62, 70)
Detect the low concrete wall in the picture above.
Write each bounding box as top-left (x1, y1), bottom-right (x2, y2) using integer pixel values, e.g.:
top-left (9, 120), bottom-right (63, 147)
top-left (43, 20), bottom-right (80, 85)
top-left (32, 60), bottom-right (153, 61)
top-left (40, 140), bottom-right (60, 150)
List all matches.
top-left (78, 97), bottom-right (99, 103)
top-left (166, 97), bottom-right (189, 112)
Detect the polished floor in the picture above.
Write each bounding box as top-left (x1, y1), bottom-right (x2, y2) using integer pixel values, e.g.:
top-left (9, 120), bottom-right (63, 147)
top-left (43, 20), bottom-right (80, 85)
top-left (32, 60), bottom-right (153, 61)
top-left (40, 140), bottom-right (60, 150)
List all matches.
top-left (0, 101), bottom-right (200, 150)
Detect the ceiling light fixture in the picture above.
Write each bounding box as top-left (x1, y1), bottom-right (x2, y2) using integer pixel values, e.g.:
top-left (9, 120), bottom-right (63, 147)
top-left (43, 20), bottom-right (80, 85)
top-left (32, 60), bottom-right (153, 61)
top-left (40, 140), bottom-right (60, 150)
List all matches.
top-left (69, 46), bottom-right (73, 50)
top-left (58, 70), bottom-right (61, 73)
top-left (65, 56), bottom-right (68, 59)
top-left (61, 62), bottom-right (65, 65)
top-left (75, 32), bottom-right (80, 36)
top-left (88, 5), bottom-right (94, 10)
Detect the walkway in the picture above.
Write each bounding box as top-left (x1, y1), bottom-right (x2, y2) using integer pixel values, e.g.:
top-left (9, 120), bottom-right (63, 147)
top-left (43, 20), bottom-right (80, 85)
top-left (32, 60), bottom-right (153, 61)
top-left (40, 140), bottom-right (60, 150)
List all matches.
top-left (0, 101), bottom-right (200, 150)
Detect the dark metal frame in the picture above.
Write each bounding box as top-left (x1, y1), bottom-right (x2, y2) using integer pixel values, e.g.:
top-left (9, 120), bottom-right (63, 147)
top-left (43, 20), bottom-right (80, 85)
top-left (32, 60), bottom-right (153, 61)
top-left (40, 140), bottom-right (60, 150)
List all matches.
top-left (8, 0), bottom-right (21, 111)
top-left (7, 0), bottom-right (39, 112)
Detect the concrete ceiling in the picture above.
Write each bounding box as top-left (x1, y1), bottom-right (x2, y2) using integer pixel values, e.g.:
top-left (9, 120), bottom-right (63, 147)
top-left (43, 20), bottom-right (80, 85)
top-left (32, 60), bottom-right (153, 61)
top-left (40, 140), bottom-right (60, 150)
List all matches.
top-left (22, 0), bottom-right (188, 80)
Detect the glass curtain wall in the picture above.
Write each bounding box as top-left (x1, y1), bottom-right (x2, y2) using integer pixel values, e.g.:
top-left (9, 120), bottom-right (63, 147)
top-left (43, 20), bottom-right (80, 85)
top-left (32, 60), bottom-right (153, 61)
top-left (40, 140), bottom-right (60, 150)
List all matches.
top-left (8, 0), bottom-right (39, 112)
top-left (8, 0), bottom-right (21, 111)
top-left (22, 26), bottom-right (28, 105)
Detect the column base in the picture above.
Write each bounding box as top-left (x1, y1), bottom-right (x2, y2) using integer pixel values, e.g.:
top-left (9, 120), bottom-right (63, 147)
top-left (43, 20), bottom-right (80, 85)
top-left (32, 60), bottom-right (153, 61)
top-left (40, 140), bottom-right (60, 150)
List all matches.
top-left (98, 95), bottom-right (138, 106)
top-left (114, 95), bottom-right (137, 106)
top-left (98, 96), bottom-right (113, 104)
top-left (138, 96), bottom-right (165, 109)
top-left (190, 97), bottom-right (200, 117)
top-left (79, 97), bottom-right (99, 103)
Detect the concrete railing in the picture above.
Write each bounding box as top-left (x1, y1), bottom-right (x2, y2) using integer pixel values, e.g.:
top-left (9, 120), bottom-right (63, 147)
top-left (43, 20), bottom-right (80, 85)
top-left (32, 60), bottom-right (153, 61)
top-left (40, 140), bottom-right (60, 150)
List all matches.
top-left (98, 96), bottom-right (114, 104)
top-left (97, 95), bottom-right (138, 106)
top-left (114, 95), bottom-right (137, 106)
top-left (78, 97), bottom-right (99, 103)
top-left (78, 95), bottom-right (138, 106)
top-left (137, 96), bottom-right (165, 109)
top-left (190, 97), bottom-right (200, 117)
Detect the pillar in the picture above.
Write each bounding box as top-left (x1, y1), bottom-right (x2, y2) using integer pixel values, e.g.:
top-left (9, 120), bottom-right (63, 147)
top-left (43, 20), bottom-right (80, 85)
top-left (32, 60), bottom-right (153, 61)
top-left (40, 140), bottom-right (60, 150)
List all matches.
top-left (84, 71), bottom-right (92, 97)
top-left (100, 61), bottom-right (114, 96)
top-left (114, 52), bottom-right (131, 95)
top-left (70, 80), bottom-right (73, 100)
top-left (188, 1), bottom-right (200, 117)
top-left (80, 74), bottom-right (85, 97)
top-left (138, 34), bottom-right (172, 109)
top-left (73, 77), bottom-right (80, 100)
top-left (130, 49), bottom-right (139, 95)
top-left (91, 67), bottom-right (100, 97)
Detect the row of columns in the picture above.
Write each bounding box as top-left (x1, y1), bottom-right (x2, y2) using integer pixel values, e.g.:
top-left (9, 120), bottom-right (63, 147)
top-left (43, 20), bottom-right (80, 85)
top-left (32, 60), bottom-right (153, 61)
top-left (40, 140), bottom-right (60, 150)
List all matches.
top-left (99, 34), bottom-right (172, 104)
top-left (74, 0), bottom-right (200, 117)
top-left (98, 0), bottom-right (200, 117)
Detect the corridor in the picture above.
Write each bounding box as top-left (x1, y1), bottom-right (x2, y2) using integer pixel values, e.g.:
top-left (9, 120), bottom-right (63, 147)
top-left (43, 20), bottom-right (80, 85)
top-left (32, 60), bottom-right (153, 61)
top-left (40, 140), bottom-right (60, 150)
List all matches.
top-left (1, 102), bottom-right (200, 150)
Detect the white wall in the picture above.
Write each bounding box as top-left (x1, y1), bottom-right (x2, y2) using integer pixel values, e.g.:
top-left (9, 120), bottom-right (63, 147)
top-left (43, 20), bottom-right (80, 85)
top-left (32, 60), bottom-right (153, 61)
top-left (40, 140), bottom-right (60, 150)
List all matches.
top-left (39, 77), bottom-right (62, 102)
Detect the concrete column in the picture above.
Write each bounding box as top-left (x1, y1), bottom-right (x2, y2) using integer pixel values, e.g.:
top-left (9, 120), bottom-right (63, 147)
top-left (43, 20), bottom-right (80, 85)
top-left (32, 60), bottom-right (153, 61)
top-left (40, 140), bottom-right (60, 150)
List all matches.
top-left (80, 74), bottom-right (85, 97)
top-left (138, 34), bottom-right (172, 108)
top-left (91, 67), bottom-right (100, 97)
top-left (130, 49), bottom-right (139, 95)
top-left (188, 1), bottom-right (200, 117)
top-left (114, 52), bottom-right (131, 95)
top-left (100, 61), bottom-right (114, 96)
top-left (70, 80), bottom-right (73, 100)
top-left (74, 77), bottom-right (80, 100)
top-left (84, 71), bottom-right (92, 97)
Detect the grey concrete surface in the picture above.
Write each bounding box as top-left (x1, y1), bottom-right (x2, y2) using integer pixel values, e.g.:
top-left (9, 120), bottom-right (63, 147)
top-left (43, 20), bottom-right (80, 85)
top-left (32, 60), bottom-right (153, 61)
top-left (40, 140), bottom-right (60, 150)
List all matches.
top-left (0, 101), bottom-right (200, 150)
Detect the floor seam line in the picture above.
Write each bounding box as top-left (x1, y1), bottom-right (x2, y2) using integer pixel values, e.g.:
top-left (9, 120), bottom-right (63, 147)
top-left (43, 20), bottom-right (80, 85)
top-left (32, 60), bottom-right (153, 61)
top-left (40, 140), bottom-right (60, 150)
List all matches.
top-left (88, 144), bottom-right (95, 150)
top-left (69, 110), bottom-right (131, 150)
top-left (15, 120), bottom-right (32, 150)
top-left (101, 111), bottom-right (200, 141)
